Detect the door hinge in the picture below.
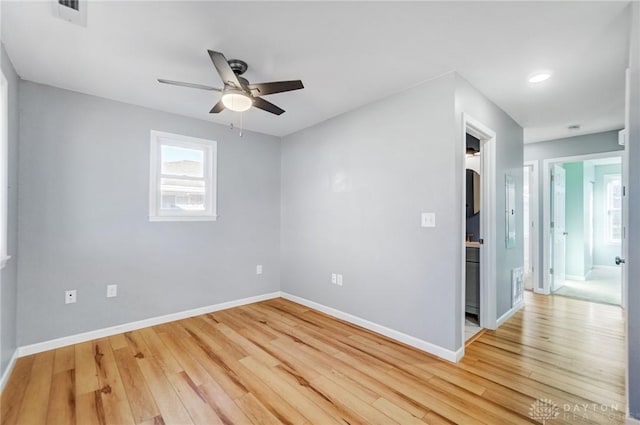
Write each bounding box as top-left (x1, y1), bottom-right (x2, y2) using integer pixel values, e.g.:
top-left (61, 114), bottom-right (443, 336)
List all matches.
top-left (623, 186), bottom-right (626, 197)
top-left (478, 238), bottom-right (484, 245)
top-left (549, 268), bottom-right (553, 275)
top-left (551, 221), bottom-right (554, 229)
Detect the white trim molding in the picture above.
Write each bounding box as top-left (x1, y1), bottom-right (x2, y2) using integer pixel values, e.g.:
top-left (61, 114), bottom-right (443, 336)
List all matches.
top-left (542, 151), bottom-right (624, 294)
top-left (461, 113), bottom-right (497, 338)
top-left (0, 349), bottom-right (18, 392)
top-left (149, 130), bottom-right (218, 222)
top-left (0, 71), bottom-right (9, 270)
top-left (281, 292), bottom-right (463, 363)
top-left (496, 299), bottom-right (525, 327)
top-left (17, 291), bottom-right (464, 363)
top-left (524, 160), bottom-right (541, 294)
top-left (627, 416), bottom-right (640, 425)
top-left (18, 292), bottom-right (280, 357)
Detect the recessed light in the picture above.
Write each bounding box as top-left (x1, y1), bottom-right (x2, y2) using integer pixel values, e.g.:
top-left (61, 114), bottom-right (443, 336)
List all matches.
top-left (528, 72), bottom-right (551, 83)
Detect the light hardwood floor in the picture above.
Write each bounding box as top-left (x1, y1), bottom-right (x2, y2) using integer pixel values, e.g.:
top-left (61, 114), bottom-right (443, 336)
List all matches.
top-left (1, 291), bottom-right (626, 424)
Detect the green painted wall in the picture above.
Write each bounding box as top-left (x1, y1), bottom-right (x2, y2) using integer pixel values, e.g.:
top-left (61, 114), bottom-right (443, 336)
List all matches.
top-left (564, 162), bottom-right (585, 278)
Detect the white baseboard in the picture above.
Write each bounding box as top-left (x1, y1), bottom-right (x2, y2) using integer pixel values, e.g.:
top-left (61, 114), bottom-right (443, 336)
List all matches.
top-left (280, 292), bottom-right (462, 363)
top-left (496, 299), bottom-right (524, 327)
top-left (594, 265), bottom-right (619, 270)
top-left (16, 291), bottom-right (463, 364)
top-left (0, 349), bottom-right (18, 392)
top-left (17, 292), bottom-right (280, 357)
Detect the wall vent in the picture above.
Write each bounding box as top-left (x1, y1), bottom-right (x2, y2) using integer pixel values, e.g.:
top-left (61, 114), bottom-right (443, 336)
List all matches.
top-left (512, 267), bottom-right (524, 306)
top-left (52, 0), bottom-right (87, 26)
top-left (59, 0), bottom-right (79, 11)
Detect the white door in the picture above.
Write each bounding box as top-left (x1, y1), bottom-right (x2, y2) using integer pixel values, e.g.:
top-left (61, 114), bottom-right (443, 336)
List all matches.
top-left (551, 165), bottom-right (566, 292)
top-left (621, 132), bottom-right (628, 308)
top-left (523, 165), bottom-right (533, 290)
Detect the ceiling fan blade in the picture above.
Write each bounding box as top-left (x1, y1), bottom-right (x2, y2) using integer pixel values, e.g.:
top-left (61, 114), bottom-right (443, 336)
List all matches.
top-left (158, 79), bottom-right (222, 92)
top-left (210, 100), bottom-right (225, 114)
top-left (208, 50), bottom-right (242, 88)
top-left (247, 80), bottom-right (304, 96)
top-left (252, 97), bottom-right (285, 115)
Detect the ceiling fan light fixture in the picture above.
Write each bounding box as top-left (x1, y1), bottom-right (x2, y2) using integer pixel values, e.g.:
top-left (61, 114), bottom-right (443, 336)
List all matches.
top-left (221, 89), bottom-right (253, 112)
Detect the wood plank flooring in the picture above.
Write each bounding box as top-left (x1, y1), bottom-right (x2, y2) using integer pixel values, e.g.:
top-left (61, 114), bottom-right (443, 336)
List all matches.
top-left (1, 291), bottom-right (626, 424)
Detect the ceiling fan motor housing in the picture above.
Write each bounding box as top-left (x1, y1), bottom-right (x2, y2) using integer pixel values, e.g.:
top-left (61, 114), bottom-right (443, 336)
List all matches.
top-left (158, 50), bottom-right (303, 116)
top-left (228, 59), bottom-right (248, 76)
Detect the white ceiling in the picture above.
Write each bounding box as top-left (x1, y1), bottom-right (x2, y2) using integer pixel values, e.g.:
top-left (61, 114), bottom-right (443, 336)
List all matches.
top-left (1, 1), bottom-right (631, 141)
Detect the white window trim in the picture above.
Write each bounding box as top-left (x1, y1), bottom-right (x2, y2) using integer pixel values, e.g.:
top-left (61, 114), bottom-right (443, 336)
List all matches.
top-left (0, 71), bottom-right (9, 269)
top-left (149, 130), bottom-right (217, 222)
top-left (604, 173), bottom-right (622, 245)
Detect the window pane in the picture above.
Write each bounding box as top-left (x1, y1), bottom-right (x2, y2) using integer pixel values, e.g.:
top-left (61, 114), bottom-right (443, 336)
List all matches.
top-left (161, 145), bottom-right (204, 177)
top-left (611, 180), bottom-right (622, 209)
top-left (606, 176), bottom-right (622, 210)
top-left (160, 178), bottom-right (205, 211)
top-left (609, 210), bottom-right (622, 242)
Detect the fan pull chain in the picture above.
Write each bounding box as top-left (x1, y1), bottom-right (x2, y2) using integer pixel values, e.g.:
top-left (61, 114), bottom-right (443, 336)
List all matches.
top-left (239, 112), bottom-right (244, 138)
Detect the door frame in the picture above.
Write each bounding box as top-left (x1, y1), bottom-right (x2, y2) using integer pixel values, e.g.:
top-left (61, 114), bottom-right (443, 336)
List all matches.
top-left (460, 113), bottom-right (497, 352)
top-left (523, 160), bottom-right (540, 293)
top-left (541, 151), bottom-right (623, 295)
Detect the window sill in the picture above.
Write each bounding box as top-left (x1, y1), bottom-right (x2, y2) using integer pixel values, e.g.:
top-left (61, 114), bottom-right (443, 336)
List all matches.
top-left (0, 255), bottom-right (11, 270)
top-left (149, 215), bottom-right (218, 222)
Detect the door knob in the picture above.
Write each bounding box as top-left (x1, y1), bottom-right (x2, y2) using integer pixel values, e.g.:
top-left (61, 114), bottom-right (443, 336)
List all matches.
top-left (563, 232), bottom-right (568, 236)
top-left (615, 256), bottom-right (626, 265)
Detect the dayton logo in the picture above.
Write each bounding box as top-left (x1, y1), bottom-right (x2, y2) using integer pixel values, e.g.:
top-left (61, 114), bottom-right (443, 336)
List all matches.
top-left (529, 398), bottom-right (560, 424)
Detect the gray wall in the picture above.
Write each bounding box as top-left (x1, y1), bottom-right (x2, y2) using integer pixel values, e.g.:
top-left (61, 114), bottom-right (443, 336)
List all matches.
top-left (281, 73), bottom-right (459, 352)
top-left (17, 82), bottom-right (281, 345)
top-left (1, 44), bottom-right (19, 377)
top-left (524, 131), bottom-right (623, 161)
top-left (454, 75), bottom-right (524, 326)
top-left (280, 72), bottom-right (523, 353)
top-left (524, 130), bottom-right (623, 290)
top-left (626, 1), bottom-right (640, 419)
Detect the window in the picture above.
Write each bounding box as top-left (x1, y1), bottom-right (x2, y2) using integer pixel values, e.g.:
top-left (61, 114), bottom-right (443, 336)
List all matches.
top-left (604, 174), bottom-right (622, 244)
top-left (0, 71), bottom-right (9, 268)
top-left (149, 131), bottom-right (217, 221)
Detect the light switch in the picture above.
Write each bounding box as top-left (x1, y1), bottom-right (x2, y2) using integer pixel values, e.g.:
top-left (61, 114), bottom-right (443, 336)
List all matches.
top-left (107, 284), bottom-right (118, 298)
top-left (421, 212), bottom-right (436, 227)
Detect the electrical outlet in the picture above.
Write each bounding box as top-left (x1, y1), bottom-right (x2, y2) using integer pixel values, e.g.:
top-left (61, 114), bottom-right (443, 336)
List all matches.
top-left (106, 284), bottom-right (117, 298)
top-left (331, 273), bottom-right (337, 284)
top-left (421, 212), bottom-right (436, 227)
top-left (65, 290), bottom-right (77, 304)
top-left (256, 264), bottom-right (263, 275)
top-left (337, 274), bottom-right (343, 286)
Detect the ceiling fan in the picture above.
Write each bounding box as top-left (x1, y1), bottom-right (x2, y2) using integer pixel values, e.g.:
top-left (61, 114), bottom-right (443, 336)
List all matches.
top-left (158, 50), bottom-right (304, 116)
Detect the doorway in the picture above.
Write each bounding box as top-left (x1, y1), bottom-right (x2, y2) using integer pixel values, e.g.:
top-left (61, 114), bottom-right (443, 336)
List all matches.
top-left (460, 114), bottom-right (497, 350)
top-left (465, 133), bottom-right (482, 341)
top-left (523, 161), bottom-right (539, 292)
top-left (544, 154), bottom-right (623, 305)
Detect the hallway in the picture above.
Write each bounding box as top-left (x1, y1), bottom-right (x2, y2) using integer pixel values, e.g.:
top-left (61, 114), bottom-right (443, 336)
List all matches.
top-left (553, 267), bottom-right (621, 305)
